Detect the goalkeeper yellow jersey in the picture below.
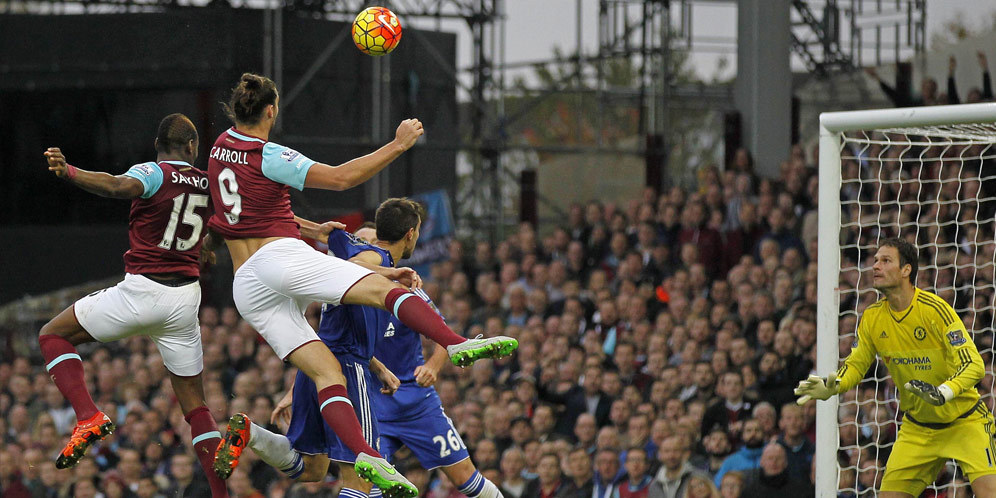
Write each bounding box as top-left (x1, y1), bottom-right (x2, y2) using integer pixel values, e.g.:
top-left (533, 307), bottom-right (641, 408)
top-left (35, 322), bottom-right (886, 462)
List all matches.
top-left (837, 287), bottom-right (984, 424)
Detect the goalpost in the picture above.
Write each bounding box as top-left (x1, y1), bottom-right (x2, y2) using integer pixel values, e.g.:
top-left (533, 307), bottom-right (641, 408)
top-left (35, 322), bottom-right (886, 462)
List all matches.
top-left (818, 103), bottom-right (996, 497)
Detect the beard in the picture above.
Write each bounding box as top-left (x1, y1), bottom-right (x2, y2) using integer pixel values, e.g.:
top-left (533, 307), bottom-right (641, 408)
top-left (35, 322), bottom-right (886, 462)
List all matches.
top-left (744, 438), bottom-right (764, 449)
top-left (707, 446), bottom-right (732, 458)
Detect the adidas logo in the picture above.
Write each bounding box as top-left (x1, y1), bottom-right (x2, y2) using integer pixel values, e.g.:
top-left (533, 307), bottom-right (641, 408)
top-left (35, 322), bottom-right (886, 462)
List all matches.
top-left (384, 323), bottom-right (395, 337)
top-left (880, 331), bottom-right (888, 339)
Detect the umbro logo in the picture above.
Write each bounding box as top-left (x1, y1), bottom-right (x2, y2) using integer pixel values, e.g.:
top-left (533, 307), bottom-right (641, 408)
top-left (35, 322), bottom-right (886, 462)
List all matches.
top-left (384, 323), bottom-right (395, 337)
top-left (880, 331), bottom-right (888, 338)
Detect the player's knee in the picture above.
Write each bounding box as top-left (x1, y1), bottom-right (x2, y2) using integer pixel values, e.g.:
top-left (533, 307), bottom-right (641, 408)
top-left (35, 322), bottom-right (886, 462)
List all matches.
top-left (39, 318), bottom-right (66, 338)
top-left (342, 274), bottom-right (394, 309)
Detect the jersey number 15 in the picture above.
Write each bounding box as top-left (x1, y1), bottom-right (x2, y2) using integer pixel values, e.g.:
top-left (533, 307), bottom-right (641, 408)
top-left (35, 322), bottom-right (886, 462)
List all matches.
top-left (159, 193), bottom-right (209, 251)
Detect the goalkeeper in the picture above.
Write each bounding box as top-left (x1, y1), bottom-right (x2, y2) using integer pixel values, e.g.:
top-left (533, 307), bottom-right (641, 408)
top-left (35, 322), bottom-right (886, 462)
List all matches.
top-left (796, 238), bottom-right (996, 497)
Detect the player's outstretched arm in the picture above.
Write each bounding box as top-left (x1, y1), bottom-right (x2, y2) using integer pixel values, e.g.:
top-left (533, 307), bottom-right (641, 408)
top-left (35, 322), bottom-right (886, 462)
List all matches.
top-left (303, 119), bottom-right (423, 191)
top-left (44, 147), bottom-right (145, 199)
top-left (295, 216), bottom-right (346, 240)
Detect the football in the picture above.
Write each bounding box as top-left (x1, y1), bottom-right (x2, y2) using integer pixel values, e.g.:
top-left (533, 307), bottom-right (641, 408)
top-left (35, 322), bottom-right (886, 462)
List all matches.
top-left (351, 6), bottom-right (402, 56)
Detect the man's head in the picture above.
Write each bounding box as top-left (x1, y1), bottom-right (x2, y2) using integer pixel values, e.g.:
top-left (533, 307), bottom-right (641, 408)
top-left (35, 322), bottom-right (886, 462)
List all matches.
top-left (779, 403), bottom-right (805, 439)
top-left (170, 453), bottom-right (194, 482)
top-left (375, 198), bottom-right (425, 259)
top-left (693, 361), bottom-right (715, 389)
top-left (658, 434), bottom-right (689, 472)
top-left (354, 222), bottom-right (377, 243)
top-left (537, 452), bottom-right (562, 486)
top-left (874, 238), bottom-right (918, 289)
top-left (155, 113), bottom-right (198, 163)
top-left (595, 449), bottom-right (620, 480)
top-left (721, 371), bottom-right (744, 402)
top-left (567, 447), bottom-right (592, 481)
top-left (575, 413), bottom-right (597, 444)
top-left (613, 341), bottom-right (636, 373)
top-left (475, 438), bottom-right (499, 467)
top-left (532, 404), bottom-right (556, 436)
top-left (626, 414), bottom-right (650, 446)
top-left (759, 443), bottom-right (788, 477)
top-left (500, 447), bottom-right (525, 479)
top-left (702, 428), bottom-right (731, 457)
top-left (624, 447), bottom-right (649, 481)
top-left (225, 73), bottom-right (279, 127)
top-left (741, 419), bottom-right (765, 448)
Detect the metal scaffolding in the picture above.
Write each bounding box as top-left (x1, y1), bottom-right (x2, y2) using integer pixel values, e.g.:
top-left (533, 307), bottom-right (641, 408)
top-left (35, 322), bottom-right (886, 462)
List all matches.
top-left (2, 0), bottom-right (926, 241)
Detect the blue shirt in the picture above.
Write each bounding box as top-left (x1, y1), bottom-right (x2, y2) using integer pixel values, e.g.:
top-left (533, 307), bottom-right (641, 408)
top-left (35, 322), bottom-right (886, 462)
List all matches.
top-left (318, 230), bottom-right (395, 362)
top-left (713, 446), bottom-right (763, 487)
top-left (324, 229), bottom-right (446, 421)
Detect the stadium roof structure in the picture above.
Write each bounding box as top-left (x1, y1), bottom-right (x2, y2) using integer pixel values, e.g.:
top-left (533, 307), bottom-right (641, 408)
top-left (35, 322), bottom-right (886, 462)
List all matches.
top-left (2, 0), bottom-right (925, 241)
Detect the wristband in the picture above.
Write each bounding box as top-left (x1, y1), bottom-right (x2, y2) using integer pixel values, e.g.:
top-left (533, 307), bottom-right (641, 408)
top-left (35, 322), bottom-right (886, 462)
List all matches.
top-left (938, 383), bottom-right (956, 402)
top-left (66, 164), bottom-right (78, 180)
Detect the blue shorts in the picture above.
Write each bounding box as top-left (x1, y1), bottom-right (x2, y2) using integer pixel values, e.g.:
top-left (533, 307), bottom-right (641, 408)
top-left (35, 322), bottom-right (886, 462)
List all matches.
top-left (286, 356), bottom-right (379, 463)
top-left (378, 404), bottom-right (470, 470)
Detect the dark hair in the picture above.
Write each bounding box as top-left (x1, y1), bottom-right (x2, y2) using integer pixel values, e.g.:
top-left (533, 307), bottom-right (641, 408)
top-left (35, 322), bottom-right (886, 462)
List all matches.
top-left (155, 113), bottom-right (197, 154)
top-left (879, 237), bottom-right (918, 285)
top-left (375, 198), bottom-right (425, 242)
top-left (223, 73), bottom-right (278, 125)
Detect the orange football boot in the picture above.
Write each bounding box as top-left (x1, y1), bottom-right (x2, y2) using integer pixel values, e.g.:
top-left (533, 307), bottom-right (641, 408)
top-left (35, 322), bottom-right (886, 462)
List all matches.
top-left (56, 411), bottom-right (115, 469)
top-left (213, 413), bottom-right (251, 479)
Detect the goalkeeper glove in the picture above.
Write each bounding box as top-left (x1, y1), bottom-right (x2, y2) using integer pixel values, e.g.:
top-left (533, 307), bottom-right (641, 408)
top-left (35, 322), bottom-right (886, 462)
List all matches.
top-left (794, 373), bottom-right (839, 405)
top-left (904, 380), bottom-right (955, 406)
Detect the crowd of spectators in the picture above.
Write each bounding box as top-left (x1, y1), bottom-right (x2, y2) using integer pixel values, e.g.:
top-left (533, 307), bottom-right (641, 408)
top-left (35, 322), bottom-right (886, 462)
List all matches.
top-left (8, 128), bottom-right (991, 498)
top-left (865, 50), bottom-right (994, 107)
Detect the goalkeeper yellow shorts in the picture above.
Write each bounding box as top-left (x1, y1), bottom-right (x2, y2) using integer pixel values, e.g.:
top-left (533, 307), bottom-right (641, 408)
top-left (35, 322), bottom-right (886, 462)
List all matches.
top-left (882, 402), bottom-right (996, 495)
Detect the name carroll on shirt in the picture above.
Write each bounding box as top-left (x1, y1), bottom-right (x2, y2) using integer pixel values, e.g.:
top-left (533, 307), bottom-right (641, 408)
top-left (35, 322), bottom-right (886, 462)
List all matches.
top-left (210, 146), bottom-right (250, 165)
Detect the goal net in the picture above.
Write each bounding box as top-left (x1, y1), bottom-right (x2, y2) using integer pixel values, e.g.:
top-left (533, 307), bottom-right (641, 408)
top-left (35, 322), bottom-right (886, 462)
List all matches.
top-left (818, 103), bottom-right (996, 497)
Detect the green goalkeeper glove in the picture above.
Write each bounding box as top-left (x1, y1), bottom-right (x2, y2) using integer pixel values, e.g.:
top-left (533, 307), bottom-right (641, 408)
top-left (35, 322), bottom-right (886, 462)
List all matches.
top-left (904, 380), bottom-right (954, 406)
top-left (794, 373), bottom-right (839, 405)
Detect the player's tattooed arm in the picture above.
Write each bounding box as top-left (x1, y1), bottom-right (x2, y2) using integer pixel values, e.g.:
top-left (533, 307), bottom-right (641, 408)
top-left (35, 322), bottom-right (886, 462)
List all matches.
top-left (415, 344), bottom-right (448, 387)
top-left (44, 147), bottom-right (144, 199)
top-left (370, 357), bottom-right (400, 395)
top-left (295, 216), bottom-right (347, 240)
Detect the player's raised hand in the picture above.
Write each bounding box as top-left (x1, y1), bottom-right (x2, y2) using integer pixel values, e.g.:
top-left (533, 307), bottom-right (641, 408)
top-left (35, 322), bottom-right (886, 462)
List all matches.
top-left (904, 379), bottom-right (951, 406)
top-left (795, 373), bottom-right (839, 405)
top-left (394, 118), bottom-right (424, 151)
top-left (414, 364), bottom-right (439, 387)
top-left (44, 147), bottom-right (69, 178)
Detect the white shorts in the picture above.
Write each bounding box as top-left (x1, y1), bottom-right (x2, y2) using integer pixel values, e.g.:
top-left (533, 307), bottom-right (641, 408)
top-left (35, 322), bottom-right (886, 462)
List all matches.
top-left (232, 238), bottom-right (374, 360)
top-left (74, 273), bottom-right (203, 377)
